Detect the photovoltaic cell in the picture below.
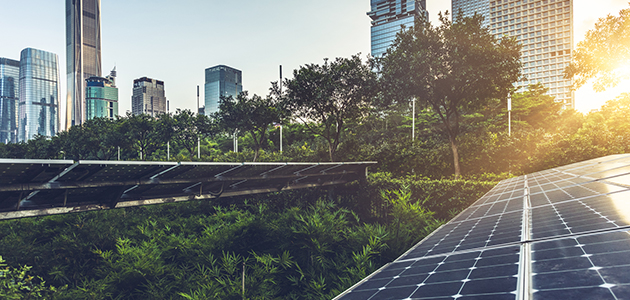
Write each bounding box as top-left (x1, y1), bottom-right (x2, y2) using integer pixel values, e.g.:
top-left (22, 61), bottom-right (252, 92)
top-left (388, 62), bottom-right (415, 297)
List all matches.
top-left (335, 154), bottom-right (630, 300)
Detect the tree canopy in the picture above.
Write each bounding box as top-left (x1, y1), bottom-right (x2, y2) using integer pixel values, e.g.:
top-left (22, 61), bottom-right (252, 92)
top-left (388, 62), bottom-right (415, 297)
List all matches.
top-left (565, 6), bottom-right (630, 91)
top-left (284, 55), bottom-right (377, 162)
top-left (215, 92), bottom-right (285, 162)
top-left (379, 13), bottom-right (522, 176)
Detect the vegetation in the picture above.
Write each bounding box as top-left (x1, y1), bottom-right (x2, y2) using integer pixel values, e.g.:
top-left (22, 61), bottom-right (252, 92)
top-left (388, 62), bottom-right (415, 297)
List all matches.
top-left (566, 6), bottom-right (630, 91)
top-left (0, 8), bottom-right (629, 299)
top-left (0, 175), bottom-right (491, 299)
top-left (379, 13), bottom-right (522, 176)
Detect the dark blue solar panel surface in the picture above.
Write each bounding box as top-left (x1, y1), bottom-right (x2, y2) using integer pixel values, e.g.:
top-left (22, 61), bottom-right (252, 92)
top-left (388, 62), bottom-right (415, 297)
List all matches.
top-left (335, 154), bottom-right (630, 300)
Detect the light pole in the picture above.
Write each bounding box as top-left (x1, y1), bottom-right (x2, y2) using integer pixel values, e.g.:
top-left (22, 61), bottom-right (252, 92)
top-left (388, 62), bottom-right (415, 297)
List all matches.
top-left (508, 94), bottom-right (512, 136)
top-left (412, 98), bottom-right (416, 142)
top-left (279, 65), bottom-right (283, 152)
top-left (233, 129), bottom-right (239, 153)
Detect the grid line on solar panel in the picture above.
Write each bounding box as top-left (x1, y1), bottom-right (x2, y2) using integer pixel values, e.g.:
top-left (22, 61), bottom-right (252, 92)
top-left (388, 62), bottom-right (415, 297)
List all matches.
top-left (336, 246), bottom-right (520, 300)
top-left (531, 230), bottom-right (630, 300)
top-left (401, 186), bottom-right (523, 260)
top-left (529, 173), bottom-right (630, 240)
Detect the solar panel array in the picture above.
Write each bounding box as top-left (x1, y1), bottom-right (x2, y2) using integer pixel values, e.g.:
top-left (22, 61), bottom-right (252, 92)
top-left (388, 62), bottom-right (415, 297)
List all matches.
top-left (0, 159), bottom-right (374, 220)
top-left (335, 154), bottom-right (630, 300)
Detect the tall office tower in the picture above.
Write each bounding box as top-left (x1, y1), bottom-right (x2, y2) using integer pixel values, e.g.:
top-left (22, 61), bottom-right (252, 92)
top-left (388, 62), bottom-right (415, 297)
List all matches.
top-left (66, 0), bottom-right (102, 129)
top-left (454, 0), bottom-right (574, 109)
top-left (131, 77), bottom-right (166, 116)
top-left (18, 48), bottom-right (60, 142)
top-left (367, 0), bottom-right (429, 57)
top-left (452, 0), bottom-right (491, 27)
top-left (204, 65), bottom-right (243, 115)
top-left (86, 67), bottom-right (118, 120)
top-left (0, 58), bottom-right (20, 143)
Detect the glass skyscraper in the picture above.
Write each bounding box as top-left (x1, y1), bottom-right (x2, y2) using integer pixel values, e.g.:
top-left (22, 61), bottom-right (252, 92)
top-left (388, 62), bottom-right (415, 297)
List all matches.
top-left (368, 0), bottom-right (429, 57)
top-left (18, 48), bottom-right (60, 142)
top-left (66, 0), bottom-right (102, 129)
top-left (0, 58), bottom-right (20, 143)
top-left (453, 0), bottom-right (575, 109)
top-left (204, 65), bottom-right (243, 115)
top-left (131, 77), bottom-right (166, 117)
top-left (86, 68), bottom-right (118, 120)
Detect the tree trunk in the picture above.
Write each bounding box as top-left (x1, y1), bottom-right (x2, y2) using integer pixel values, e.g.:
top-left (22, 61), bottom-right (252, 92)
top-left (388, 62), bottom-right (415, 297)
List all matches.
top-left (448, 133), bottom-right (461, 178)
top-left (327, 143), bottom-right (335, 162)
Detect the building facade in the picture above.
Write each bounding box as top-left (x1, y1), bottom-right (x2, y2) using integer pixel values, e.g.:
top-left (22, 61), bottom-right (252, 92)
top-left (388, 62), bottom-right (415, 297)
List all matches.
top-left (131, 77), bottom-right (166, 116)
top-left (0, 58), bottom-right (20, 143)
top-left (86, 68), bottom-right (118, 120)
top-left (368, 0), bottom-right (429, 57)
top-left (18, 48), bottom-right (60, 142)
top-left (66, 0), bottom-right (102, 129)
top-left (453, 0), bottom-right (574, 109)
top-left (452, 0), bottom-right (491, 26)
top-left (204, 65), bottom-right (242, 115)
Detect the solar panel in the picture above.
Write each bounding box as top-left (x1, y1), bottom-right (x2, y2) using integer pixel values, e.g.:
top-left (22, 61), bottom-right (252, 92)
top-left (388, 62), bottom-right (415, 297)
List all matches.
top-left (334, 154), bottom-right (630, 300)
top-left (0, 159), bottom-right (375, 220)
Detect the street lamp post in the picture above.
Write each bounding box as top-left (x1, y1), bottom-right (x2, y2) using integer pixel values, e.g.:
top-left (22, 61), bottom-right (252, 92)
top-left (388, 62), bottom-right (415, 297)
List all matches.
top-left (508, 94), bottom-right (512, 136)
top-left (412, 98), bottom-right (416, 142)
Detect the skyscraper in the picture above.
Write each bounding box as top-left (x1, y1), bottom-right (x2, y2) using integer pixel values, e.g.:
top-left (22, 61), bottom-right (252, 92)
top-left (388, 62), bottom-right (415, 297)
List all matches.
top-left (0, 58), bottom-right (20, 143)
top-left (204, 65), bottom-right (243, 115)
top-left (131, 77), bottom-right (166, 117)
top-left (368, 0), bottom-right (429, 57)
top-left (18, 48), bottom-right (60, 142)
top-left (66, 0), bottom-right (102, 129)
top-left (86, 67), bottom-right (118, 120)
top-left (452, 0), bottom-right (574, 109)
top-left (452, 0), bottom-right (491, 27)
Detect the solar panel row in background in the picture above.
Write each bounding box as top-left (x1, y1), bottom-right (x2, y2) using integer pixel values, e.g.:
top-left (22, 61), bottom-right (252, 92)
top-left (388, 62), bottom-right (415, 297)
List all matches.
top-left (335, 154), bottom-right (630, 300)
top-left (0, 159), bottom-right (375, 220)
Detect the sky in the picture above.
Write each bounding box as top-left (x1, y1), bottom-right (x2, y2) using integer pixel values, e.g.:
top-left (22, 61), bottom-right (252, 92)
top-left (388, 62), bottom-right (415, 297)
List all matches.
top-left (0, 0), bottom-right (628, 121)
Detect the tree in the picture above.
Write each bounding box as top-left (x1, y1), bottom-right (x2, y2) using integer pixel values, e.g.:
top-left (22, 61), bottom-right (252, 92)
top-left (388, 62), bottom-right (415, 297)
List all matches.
top-left (379, 13), bottom-right (521, 176)
top-left (565, 7), bottom-right (630, 91)
top-left (216, 92), bottom-right (284, 162)
top-left (168, 109), bottom-right (215, 159)
top-left (284, 55), bottom-right (377, 162)
top-left (121, 113), bottom-right (165, 160)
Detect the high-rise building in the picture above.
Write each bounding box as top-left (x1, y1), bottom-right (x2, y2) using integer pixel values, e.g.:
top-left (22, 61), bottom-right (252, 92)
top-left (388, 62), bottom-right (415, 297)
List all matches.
top-left (452, 0), bottom-right (491, 27)
top-left (204, 65), bottom-right (242, 115)
top-left (86, 67), bottom-right (118, 120)
top-left (66, 0), bottom-right (102, 129)
top-left (0, 58), bottom-right (20, 143)
top-left (453, 0), bottom-right (574, 109)
top-left (131, 77), bottom-right (166, 116)
top-left (18, 48), bottom-right (60, 142)
top-left (367, 0), bottom-right (429, 57)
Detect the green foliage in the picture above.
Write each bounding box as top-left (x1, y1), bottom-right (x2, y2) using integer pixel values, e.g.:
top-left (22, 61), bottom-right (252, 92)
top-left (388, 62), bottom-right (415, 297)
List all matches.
top-left (379, 12), bottom-right (522, 176)
top-left (0, 174), bottom-right (493, 299)
top-left (566, 6), bottom-right (630, 91)
top-left (0, 256), bottom-right (62, 299)
top-left (284, 54), bottom-right (377, 161)
top-left (215, 92), bottom-right (285, 161)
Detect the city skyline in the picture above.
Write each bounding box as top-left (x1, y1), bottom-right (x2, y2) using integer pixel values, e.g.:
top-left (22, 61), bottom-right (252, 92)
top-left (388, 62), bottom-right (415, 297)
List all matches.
top-left (0, 0), bottom-right (628, 120)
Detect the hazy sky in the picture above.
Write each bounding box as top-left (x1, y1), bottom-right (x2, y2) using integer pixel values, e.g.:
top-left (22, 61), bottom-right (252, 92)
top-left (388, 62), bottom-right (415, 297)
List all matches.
top-left (0, 0), bottom-right (628, 119)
